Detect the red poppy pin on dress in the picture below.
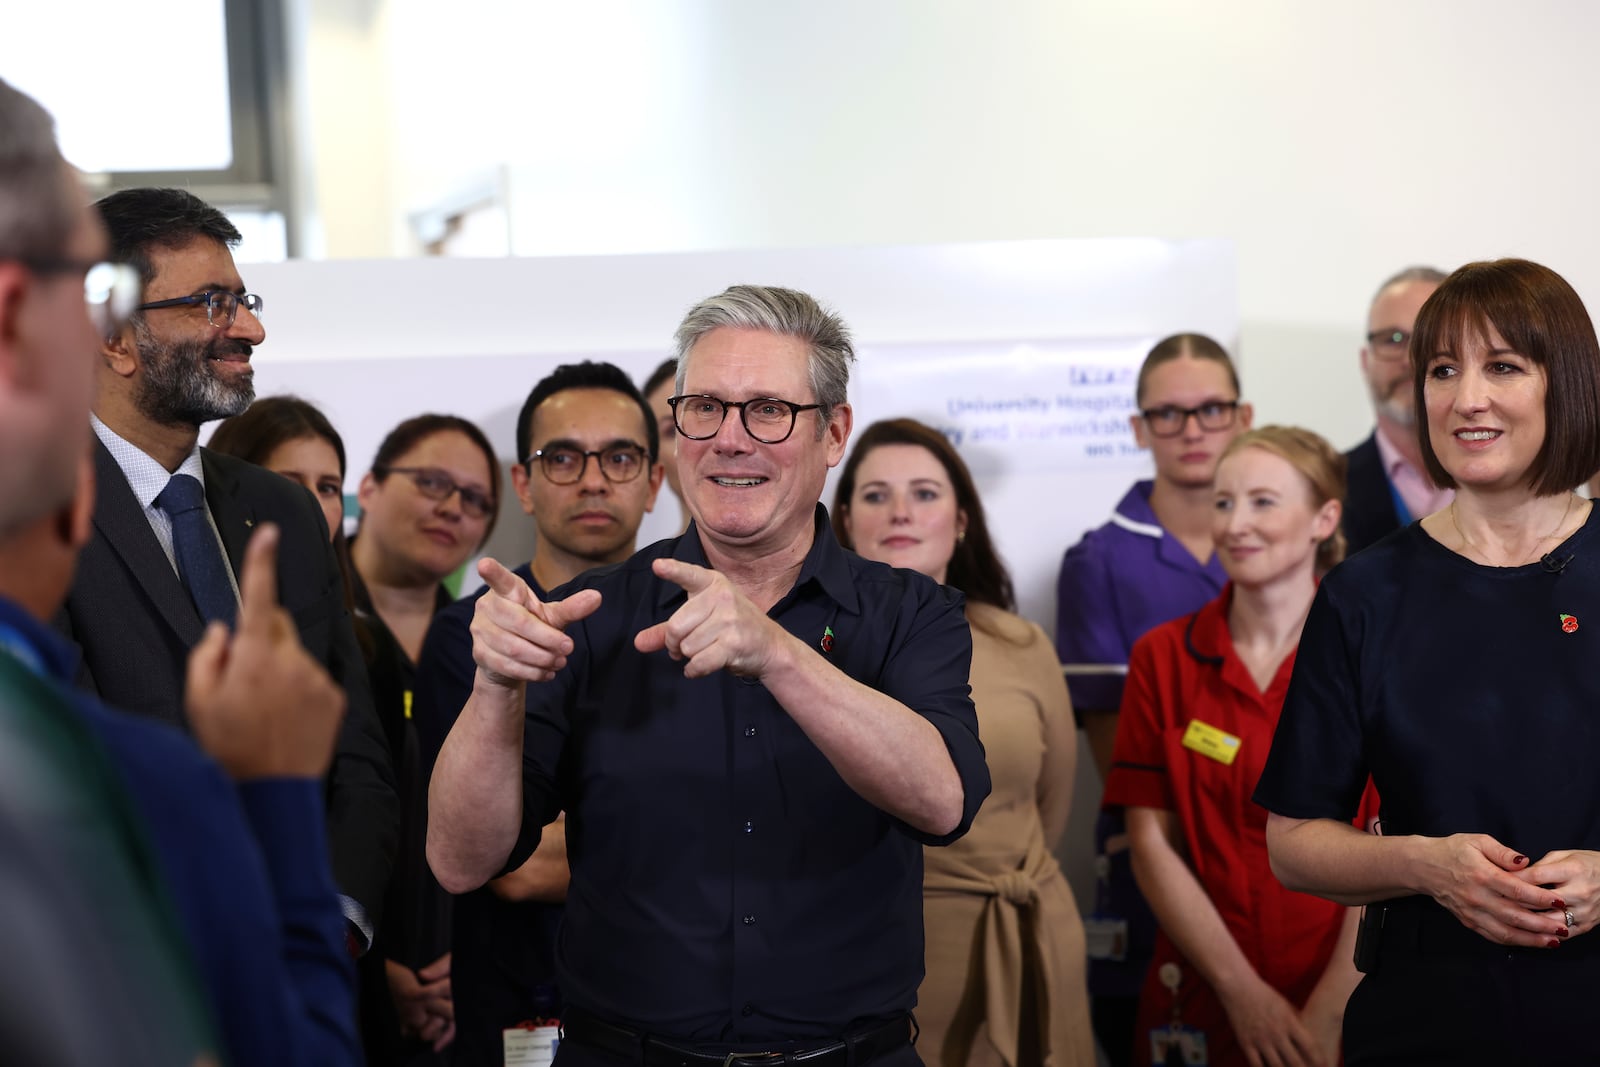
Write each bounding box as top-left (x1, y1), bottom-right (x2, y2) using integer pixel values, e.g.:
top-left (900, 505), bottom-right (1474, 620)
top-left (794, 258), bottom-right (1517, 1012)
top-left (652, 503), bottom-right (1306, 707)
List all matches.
top-left (1561, 613), bottom-right (1579, 633)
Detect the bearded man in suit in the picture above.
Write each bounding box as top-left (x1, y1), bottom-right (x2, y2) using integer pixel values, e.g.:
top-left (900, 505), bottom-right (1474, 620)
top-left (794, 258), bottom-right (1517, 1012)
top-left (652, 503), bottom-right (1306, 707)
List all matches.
top-left (59, 187), bottom-right (399, 954)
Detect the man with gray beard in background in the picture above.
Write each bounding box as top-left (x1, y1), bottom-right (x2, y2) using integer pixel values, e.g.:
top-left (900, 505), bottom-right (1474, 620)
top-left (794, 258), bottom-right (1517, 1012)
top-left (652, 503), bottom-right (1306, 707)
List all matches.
top-left (59, 187), bottom-right (400, 960)
top-left (1342, 266), bottom-right (1449, 555)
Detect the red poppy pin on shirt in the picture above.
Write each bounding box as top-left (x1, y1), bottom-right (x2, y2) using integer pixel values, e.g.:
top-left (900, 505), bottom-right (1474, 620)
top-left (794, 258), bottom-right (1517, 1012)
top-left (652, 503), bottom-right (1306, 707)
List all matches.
top-left (1561, 613), bottom-right (1579, 634)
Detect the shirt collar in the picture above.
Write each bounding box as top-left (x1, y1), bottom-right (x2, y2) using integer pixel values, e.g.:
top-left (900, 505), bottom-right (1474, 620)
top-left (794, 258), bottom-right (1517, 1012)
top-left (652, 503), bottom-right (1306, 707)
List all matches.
top-left (0, 596), bottom-right (78, 683)
top-left (1184, 585), bottom-right (1234, 665)
top-left (1184, 582), bottom-right (1301, 704)
top-left (91, 413), bottom-right (205, 509)
top-left (1373, 424), bottom-right (1414, 481)
top-left (1115, 479), bottom-right (1228, 581)
top-left (1110, 480), bottom-right (1163, 538)
top-left (657, 503), bottom-right (859, 613)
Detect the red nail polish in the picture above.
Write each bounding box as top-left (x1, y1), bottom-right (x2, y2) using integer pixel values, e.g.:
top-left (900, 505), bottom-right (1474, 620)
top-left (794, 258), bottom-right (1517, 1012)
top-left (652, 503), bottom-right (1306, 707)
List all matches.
top-left (1549, 939), bottom-right (1563, 948)
top-left (1558, 927), bottom-right (1571, 938)
top-left (1515, 855), bottom-right (1528, 864)
top-left (1555, 897), bottom-right (1568, 909)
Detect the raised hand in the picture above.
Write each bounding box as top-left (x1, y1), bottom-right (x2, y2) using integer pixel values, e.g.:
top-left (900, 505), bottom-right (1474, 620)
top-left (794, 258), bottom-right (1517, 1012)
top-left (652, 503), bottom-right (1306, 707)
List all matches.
top-left (469, 558), bottom-right (602, 688)
top-left (633, 558), bottom-right (785, 679)
top-left (185, 524), bottom-right (346, 780)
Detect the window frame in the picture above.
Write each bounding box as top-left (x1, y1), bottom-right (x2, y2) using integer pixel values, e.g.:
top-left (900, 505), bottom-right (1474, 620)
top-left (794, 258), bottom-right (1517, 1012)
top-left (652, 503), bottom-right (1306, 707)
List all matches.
top-left (89, 0), bottom-right (298, 256)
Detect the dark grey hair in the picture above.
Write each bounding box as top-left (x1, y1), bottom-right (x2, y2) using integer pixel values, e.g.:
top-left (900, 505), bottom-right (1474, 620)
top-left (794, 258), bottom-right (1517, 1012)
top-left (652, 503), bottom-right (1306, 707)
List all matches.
top-left (0, 77), bottom-right (75, 264)
top-left (674, 285), bottom-right (855, 435)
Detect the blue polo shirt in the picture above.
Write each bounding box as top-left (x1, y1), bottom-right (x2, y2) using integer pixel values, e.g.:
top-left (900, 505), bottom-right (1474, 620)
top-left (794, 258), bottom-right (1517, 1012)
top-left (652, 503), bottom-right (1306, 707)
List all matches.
top-left (503, 505), bottom-right (989, 1041)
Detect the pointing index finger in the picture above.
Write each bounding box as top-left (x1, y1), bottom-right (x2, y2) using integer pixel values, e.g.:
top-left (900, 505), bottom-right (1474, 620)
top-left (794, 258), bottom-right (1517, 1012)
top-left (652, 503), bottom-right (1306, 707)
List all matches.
top-left (479, 557), bottom-right (540, 606)
top-left (653, 557), bottom-right (716, 593)
top-left (236, 523), bottom-right (281, 632)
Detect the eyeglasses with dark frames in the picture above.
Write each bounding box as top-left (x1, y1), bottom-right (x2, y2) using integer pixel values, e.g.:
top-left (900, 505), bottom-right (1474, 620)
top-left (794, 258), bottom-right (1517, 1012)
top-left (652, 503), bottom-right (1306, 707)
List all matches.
top-left (668, 394), bottom-right (823, 445)
top-left (22, 258), bottom-right (140, 336)
top-left (1365, 329), bottom-right (1412, 362)
top-left (373, 466), bottom-right (494, 519)
top-left (1140, 400), bottom-right (1241, 438)
top-left (136, 290), bottom-right (265, 329)
top-left (528, 444), bottom-right (649, 485)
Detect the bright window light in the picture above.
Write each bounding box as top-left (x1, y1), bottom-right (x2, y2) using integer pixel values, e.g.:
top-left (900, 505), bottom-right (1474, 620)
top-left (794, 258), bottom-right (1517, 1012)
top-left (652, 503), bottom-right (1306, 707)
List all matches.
top-left (3, 1), bottom-right (234, 173)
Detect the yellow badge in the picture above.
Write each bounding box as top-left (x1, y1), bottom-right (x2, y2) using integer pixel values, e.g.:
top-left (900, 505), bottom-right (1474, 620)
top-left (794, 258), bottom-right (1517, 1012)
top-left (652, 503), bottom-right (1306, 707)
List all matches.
top-left (1182, 719), bottom-right (1241, 765)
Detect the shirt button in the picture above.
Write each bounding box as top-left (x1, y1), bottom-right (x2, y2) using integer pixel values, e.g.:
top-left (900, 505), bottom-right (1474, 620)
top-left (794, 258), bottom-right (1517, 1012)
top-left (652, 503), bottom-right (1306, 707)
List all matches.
top-left (742, 1003), bottom-right (754, 1017)
top-left (743, 914), bottom-right (756, 925)
top-left (744, 726), bottom-right (757, 738)
top-left (744, 820), bottom-right (754, 833)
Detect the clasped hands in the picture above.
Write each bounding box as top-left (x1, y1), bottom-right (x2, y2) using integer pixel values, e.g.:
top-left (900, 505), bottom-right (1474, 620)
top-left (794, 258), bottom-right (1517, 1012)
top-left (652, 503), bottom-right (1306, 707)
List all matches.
top-left (1430, 833), bottom-right (1600, 948)
top-left (469, 557), bottom-right (785, 689)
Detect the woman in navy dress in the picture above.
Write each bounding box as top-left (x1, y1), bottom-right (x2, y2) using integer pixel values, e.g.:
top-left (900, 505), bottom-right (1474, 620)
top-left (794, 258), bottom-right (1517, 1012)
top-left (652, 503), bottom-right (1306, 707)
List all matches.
top-left (1257, 258), bottom-right (1600, 1064)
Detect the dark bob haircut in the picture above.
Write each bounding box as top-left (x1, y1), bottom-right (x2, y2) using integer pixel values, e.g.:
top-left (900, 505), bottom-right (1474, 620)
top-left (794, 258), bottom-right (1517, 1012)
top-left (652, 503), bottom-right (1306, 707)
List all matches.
top-left (1412, 258), bottom-right (1600, 497)
top-left (831, 417), bottom-right (1015, 614)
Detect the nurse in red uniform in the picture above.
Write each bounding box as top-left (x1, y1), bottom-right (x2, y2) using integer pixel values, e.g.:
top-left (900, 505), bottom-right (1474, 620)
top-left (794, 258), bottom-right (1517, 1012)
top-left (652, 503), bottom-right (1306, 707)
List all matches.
top-left (1104, 426), bottom-right (1372, 1067)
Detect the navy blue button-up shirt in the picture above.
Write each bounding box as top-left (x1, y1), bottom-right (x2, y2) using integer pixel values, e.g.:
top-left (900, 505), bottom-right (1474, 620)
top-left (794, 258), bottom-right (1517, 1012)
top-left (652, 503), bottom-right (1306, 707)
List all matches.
top-left (504, 506), bottom-right (989, 1041)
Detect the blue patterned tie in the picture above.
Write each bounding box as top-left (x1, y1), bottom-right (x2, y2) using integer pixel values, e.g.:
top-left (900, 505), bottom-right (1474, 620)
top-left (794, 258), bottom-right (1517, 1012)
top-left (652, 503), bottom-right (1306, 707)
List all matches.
top-left (154, 473), bottom-right (237, 628)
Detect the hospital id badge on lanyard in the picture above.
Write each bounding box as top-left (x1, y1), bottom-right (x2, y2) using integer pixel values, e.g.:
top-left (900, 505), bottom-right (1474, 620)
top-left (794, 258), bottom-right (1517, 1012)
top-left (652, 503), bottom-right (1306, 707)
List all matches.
top-left (504, 1024), bottom-right (559, 1066)
top-left (1149, 962), bottom-right (1208, 1066)
top-left (1149, 1025), bottom-right (1208, 1066)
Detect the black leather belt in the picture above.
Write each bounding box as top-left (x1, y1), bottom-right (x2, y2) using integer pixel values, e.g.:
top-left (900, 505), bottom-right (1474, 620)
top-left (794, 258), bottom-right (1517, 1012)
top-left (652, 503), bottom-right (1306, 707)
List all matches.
top-left (560, 1006), bottom-right (913, 1067)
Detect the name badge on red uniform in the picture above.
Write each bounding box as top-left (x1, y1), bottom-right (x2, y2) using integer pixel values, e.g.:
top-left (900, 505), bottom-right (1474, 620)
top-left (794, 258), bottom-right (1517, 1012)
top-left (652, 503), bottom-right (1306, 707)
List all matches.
top-left (1181, 719), bottom-right (1241, 765)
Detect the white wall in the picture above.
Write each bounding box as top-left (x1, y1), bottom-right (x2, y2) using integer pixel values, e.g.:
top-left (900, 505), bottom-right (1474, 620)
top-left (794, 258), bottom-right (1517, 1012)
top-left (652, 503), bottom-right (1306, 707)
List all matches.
top-left (299, 0), bottom-right (1600, 455)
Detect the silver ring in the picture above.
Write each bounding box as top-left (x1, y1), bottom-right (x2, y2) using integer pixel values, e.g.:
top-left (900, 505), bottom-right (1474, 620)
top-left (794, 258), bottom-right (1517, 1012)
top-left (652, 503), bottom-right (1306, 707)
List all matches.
top-left (1565, 909), bottom-right (1577, 928)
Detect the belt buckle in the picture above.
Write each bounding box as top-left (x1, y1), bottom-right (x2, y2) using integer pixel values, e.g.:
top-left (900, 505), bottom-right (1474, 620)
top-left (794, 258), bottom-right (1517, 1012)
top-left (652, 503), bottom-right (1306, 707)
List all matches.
top-left (722, 1053), bottom-right (784, 1066)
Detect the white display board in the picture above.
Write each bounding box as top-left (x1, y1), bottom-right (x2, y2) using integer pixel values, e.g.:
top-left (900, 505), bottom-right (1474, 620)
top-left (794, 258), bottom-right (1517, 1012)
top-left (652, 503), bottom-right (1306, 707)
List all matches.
top-left (235, 238), bottom-right (1235, 634)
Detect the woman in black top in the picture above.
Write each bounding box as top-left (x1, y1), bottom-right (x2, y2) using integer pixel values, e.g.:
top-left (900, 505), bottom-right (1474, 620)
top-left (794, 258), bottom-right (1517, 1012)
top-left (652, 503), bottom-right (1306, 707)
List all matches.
top-left (1256, 258), bottom-right (1600, 1064)
top-left (350, 414), bottom-right (501, 1059)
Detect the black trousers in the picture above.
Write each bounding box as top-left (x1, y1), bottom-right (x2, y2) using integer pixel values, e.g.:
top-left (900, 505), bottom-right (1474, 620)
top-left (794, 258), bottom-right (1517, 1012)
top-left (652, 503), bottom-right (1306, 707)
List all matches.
top-left (1344, 904), bottom-right (1600, 1065)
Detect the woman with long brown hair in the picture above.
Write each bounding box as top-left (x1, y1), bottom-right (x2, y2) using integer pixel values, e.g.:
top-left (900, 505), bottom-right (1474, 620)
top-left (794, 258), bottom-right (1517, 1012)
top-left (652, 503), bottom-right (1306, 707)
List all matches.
top-left (835, 417), bottom-right (1094, 1067)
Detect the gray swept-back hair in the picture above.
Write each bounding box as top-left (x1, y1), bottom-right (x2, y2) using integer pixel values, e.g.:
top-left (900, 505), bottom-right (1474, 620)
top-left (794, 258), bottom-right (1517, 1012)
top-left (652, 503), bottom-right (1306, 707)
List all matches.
top-left (0, 77), bottom-right (75, 265)
top-left (674, 285), bottom-right (855, 437)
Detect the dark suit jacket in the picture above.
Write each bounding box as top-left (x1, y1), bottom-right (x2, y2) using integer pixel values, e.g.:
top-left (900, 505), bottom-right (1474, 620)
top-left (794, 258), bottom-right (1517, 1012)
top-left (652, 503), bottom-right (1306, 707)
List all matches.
top-left (1343, 431), bottom-right (1403, 557)
top-left (59, 440), bottom-right (399, 931)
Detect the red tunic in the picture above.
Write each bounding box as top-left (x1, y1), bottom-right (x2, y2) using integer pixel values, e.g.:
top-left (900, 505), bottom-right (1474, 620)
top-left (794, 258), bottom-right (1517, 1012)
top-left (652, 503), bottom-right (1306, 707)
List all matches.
top-left (1103, 586), bottom-right (1375, 1066)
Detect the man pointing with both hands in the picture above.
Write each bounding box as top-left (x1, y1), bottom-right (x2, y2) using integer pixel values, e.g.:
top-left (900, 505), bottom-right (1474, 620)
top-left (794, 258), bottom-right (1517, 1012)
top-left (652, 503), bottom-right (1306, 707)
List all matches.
top-left (429, 285), bottom-right (990, 1066)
